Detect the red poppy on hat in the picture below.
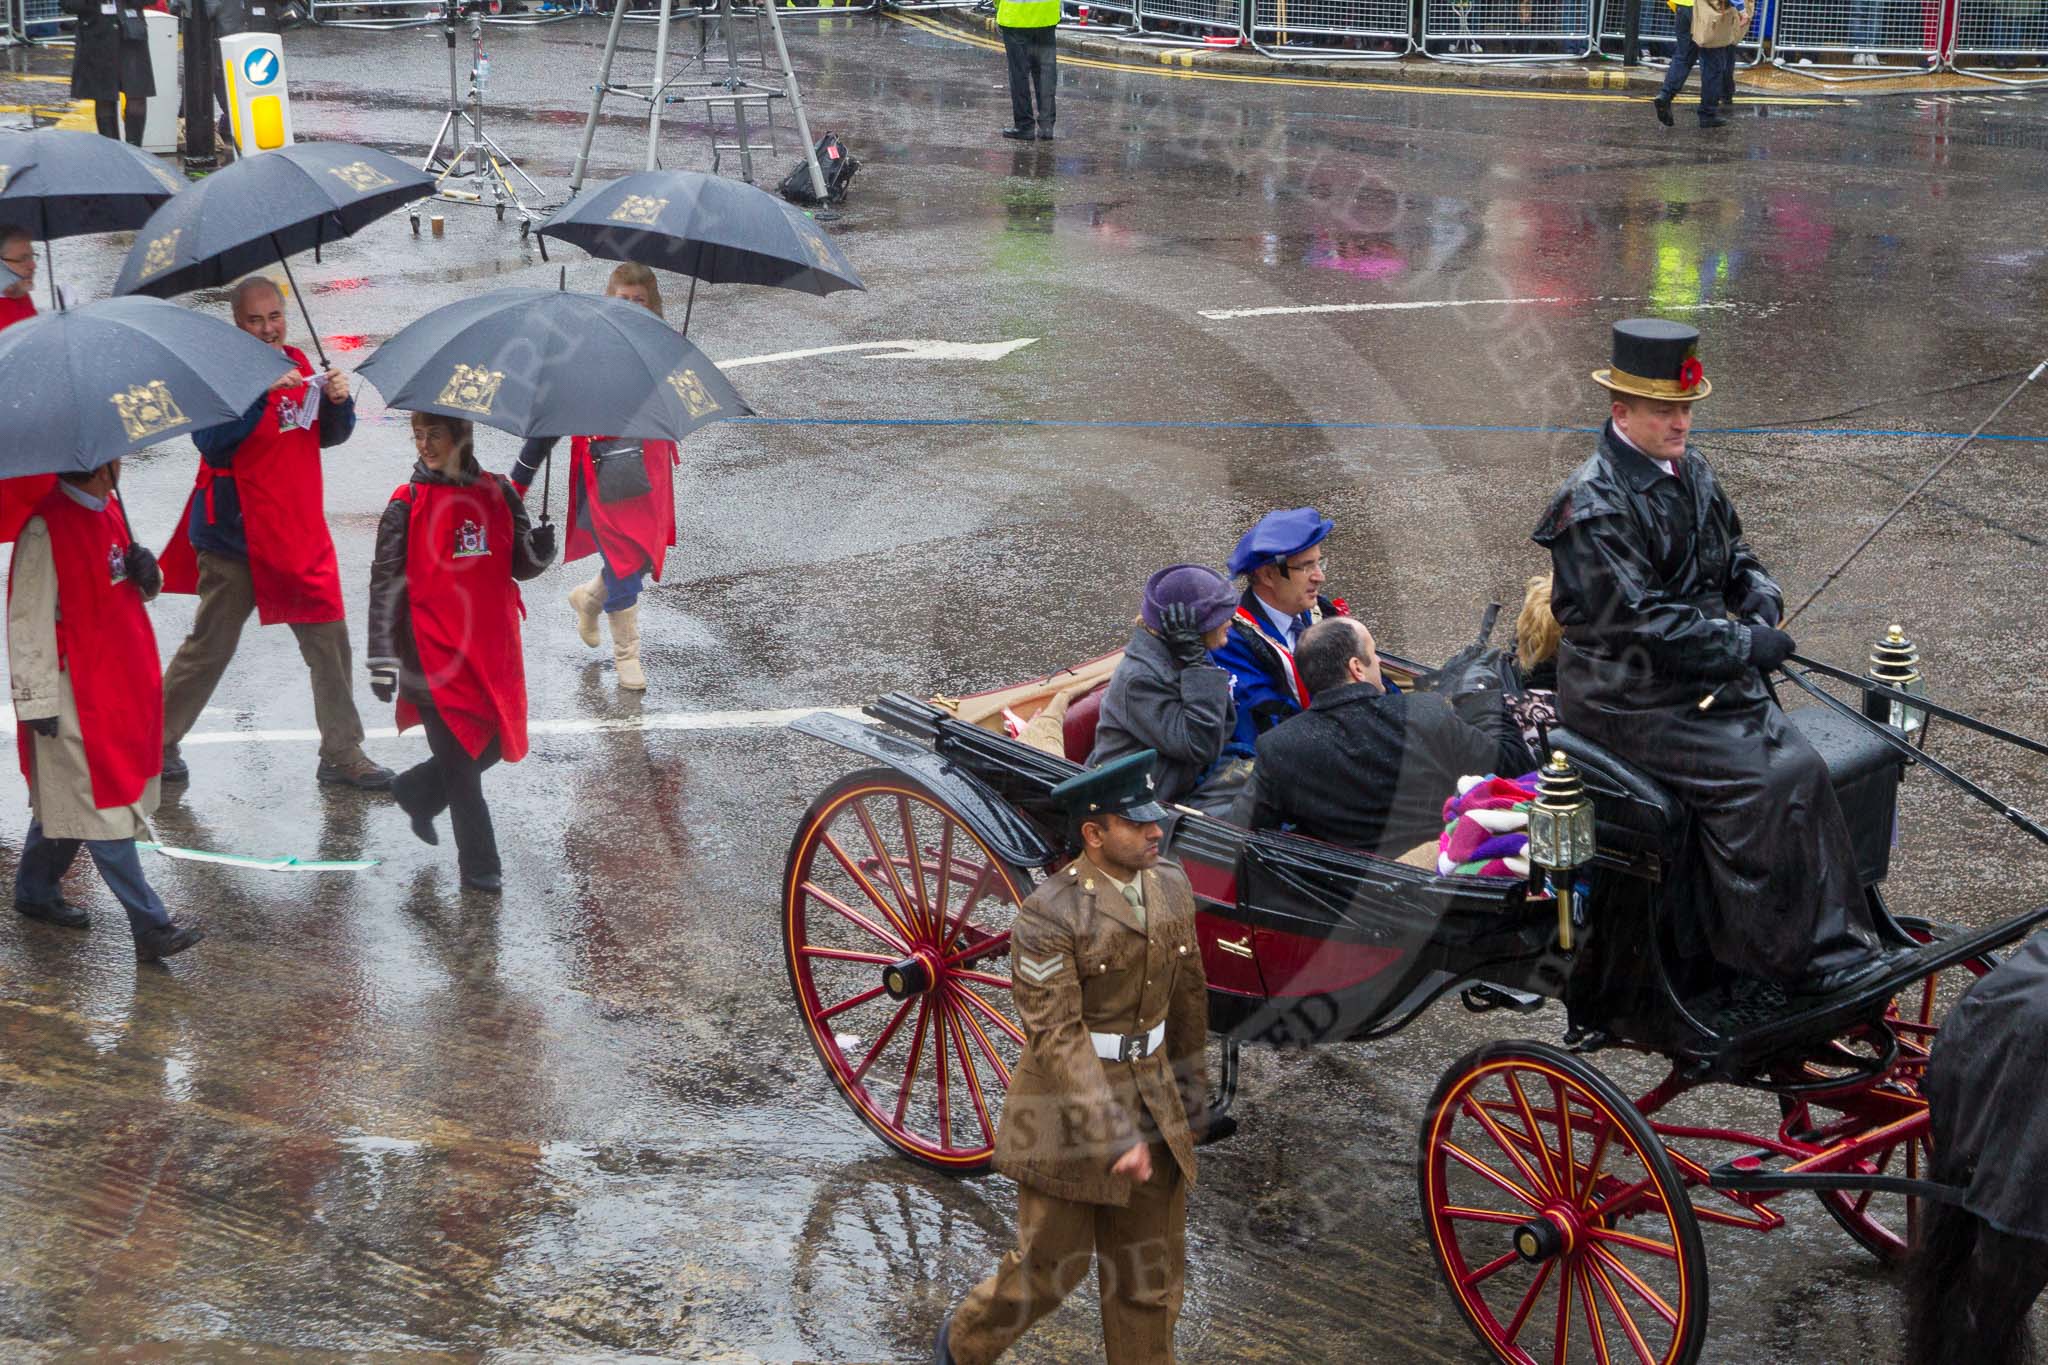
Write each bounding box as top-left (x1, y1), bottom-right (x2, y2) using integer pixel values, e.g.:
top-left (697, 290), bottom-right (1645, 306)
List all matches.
top-left (1679, 357), bottom-right (1705, 393)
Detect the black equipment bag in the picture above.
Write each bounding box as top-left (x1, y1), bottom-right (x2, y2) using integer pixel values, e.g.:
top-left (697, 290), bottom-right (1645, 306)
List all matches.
top-left (778, 133), bottom-right (858, 207)
top-left (590, 438), bottom-right (653, 505)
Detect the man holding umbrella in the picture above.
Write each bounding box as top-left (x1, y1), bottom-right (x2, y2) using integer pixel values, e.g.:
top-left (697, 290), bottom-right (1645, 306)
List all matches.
top-left (0, 226), bottom-right (57, 543)
top-left (157, 276), bottom-right (394, 791)
top-left (9, 458), bottom-right (202, 960)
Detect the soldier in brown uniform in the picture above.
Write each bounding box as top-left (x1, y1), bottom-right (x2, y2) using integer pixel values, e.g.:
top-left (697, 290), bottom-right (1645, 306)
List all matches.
top-left (938, 750), bottom-right (1210, 1365)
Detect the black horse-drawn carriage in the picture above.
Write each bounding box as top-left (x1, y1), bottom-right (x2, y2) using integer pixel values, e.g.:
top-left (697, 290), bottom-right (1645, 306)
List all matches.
top-left (783, 630), bottom-right (2048, 1363)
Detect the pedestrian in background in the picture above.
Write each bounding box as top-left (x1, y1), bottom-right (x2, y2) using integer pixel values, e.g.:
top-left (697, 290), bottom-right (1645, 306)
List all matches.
top-left (0, 226), bottom-right (57, 545)
top-left (1653, 0), bottom-right (1744, 129)
top-left (510, 263), bottom-right (679, 693)
top-left (372, 413), bottom-right (555, 894)
top-left (62, 0), bottom-right (153, 146)
top-left (157, 276), bottom-right (393, 792)
top-left (997, 0), bottom-right (1059, 142)
top-left (9, 460), bottom-right (202, 961)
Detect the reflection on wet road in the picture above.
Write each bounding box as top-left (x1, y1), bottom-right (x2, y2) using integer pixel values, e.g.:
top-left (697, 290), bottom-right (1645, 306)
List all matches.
top-left (3, 11), bottom-right (2046, 1362)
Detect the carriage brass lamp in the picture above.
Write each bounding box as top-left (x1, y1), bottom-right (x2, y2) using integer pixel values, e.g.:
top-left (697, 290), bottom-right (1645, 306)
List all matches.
top-left (1866, 624), bottom-right (1927, 740)
top-left (1528, 751), bottom-right (1595, 951)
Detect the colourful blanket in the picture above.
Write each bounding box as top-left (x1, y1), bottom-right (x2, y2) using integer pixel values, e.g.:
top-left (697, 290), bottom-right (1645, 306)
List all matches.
top-left (1438, 773), bottom-right (1539, 878)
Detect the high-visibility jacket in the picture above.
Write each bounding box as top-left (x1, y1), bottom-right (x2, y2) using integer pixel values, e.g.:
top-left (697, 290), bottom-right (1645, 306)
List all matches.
top-left (998, 0), bottom-right (1060, 28)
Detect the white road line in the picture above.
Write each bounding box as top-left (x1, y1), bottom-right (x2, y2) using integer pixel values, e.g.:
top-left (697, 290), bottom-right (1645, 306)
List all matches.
top-left (719, 338), bottom-right (1038, 369)
top-left (24, 706), bottom-right (869, 748)
top-left (1197, 297), bottom-right (1744, 321)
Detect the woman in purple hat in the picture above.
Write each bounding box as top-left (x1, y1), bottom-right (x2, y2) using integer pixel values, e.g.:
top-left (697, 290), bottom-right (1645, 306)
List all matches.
top-left (1088, 564), bottom-right (1243, 814)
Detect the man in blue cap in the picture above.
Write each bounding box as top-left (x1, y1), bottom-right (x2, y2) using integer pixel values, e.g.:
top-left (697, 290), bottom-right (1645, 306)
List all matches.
top-left (1212, 506), bottom-right (1349, 756)
top-left (938, 750), bottom-right (1209, 1365)
top-left (1089, 564), bottom-right (1240, 812)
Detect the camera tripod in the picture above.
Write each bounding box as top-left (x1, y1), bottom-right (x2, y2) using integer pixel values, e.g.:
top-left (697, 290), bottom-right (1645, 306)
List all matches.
top-left (413, 0), bottom-right (549, 236)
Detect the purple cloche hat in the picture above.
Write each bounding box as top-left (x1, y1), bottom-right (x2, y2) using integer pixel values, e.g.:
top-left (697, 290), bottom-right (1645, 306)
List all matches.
top-left (1141, 564), bottom-right (1238, 635)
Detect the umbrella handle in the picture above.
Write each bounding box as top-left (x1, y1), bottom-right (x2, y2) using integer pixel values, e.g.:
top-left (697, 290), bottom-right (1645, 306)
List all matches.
top-left (272, 234), bottom-right (331, 371)
top-left (539, 444), bottom-right (552, 523)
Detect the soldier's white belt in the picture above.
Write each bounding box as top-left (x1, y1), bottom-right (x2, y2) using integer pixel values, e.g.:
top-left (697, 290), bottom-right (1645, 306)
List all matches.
top-left (1092, 1023), bottom-right (1165, 1062)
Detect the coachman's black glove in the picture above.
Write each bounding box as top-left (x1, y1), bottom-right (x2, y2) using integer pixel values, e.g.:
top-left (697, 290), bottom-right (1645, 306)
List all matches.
top-left (1749, 626), bottom-right (1796, 673)
top-left (1737, 587), bottom-right (1781, 627)
top-left (369, 662), bottom-right (399, 705)
top-left (123, 544), bottom-right (162, 601)
top-left (26, 716), bottom-right (58, 739)
top-left (528, 521), bottom-right (557, 565)
top-left (1158, 602), bottom-right (1212, 670)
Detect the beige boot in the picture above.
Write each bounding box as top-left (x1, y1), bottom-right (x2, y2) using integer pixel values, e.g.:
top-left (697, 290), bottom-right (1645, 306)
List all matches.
top-left (608, 605), bottom-right (647, 690)
top-left (567, 572), bottom-right (604, 648)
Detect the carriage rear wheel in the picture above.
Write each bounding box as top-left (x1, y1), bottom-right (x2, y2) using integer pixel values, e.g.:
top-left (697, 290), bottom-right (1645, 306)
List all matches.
top-left (1778, 916), bottom-right (1997, 1264)
top-left (784, 768), bottom-right (1030, 1173)
top-left (1421, 1040), bottom-right (1708, 1365)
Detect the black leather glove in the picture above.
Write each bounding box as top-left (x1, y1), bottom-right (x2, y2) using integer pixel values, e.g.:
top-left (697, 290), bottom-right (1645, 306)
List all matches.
top-left (1749, 625), bottom-right (1796, 673)
top-left (1737, 587), bottom-right (1781, 627)
top-left (26, 716), bottom-right (58, 739)
top-left (369, 662), bottom-right (399, 705)
top-left (123, 544), bottom-right (162, 601)
top-left (528, 520), bottom-right (557, 565)
top-left (1157, 602), bottom-right (1212, 670)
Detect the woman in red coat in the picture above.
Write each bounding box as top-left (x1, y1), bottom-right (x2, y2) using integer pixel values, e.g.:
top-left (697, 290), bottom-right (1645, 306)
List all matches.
top-left (368, 413), bottom-right (555, 893)
top-left (510, 263), bottom-right (680, 692)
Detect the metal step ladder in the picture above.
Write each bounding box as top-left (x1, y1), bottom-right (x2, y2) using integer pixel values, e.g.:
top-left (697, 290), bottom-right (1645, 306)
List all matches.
top-left (567, 0), bottom-right (829, 200)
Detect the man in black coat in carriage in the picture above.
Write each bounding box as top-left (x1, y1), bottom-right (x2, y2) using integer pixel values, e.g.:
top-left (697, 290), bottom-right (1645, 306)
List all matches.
top-left (1532, 319), bottom-right (1886, 997)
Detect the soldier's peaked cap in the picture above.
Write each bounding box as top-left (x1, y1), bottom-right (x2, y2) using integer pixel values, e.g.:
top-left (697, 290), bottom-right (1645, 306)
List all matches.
top-left (1051, 751), bottom-right (1171, 824)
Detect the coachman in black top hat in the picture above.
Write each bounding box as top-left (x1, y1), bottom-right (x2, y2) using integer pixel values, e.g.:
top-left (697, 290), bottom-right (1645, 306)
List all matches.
top-left (1530, 319), bottom-right (1885, 996)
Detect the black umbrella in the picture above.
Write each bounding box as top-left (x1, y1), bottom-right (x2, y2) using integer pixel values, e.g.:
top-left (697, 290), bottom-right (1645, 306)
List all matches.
top-left (355, 287), bottom-right (750, 442)
top-left (0, 297), bottom-right (295, 474)
top-left (534, 169), bottom-right (864, 335)
top-left (112, 141), bottom-right (433, 368)
top-left (0, 128), bottom-right (186, 309)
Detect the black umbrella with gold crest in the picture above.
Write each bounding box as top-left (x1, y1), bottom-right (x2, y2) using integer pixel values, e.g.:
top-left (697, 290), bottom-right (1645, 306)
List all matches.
top-left (0, 297), bottom-right (294, 473)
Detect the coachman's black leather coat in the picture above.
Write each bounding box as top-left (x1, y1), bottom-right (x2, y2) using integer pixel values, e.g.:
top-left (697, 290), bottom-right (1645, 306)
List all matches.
top-left (1532, 424), bottom-right (1878, 985)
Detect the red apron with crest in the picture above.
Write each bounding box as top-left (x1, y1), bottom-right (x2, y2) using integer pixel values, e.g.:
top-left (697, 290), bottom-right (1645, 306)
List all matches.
top-left (390, 476), bottom-right (529, 763)
top-left (0, 295), bottom-right (55, 544)
top-left (11, 490), bottom-right (165, 808)
top-left (564, 435), bottom-right (678, 581)
top-left (159, 345), bottom-right (346, 625)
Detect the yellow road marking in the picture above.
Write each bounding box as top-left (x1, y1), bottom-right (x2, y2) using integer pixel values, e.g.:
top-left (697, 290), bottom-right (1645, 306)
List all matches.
top-left (890, 10), bottom-right (1844, 106)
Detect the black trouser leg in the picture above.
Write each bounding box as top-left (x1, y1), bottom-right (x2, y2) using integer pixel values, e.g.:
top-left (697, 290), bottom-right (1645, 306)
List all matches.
top-left (95, 100), bottom-right (121, 140)
top-left (1031, 29), bottom-right (1056, 132)
top-left (124, 95), bottom-right (146, 146)
top-left (1002, 27), bottom-right (1037, 131)
top-left (420, 707), bottom-right (504, 879)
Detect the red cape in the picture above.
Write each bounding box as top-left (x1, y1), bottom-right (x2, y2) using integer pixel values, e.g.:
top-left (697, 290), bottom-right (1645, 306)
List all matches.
top-left (564, 436), bottom-right (677, 581)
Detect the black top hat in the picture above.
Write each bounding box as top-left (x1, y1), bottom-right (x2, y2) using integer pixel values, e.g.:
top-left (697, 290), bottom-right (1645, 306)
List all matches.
top-left (1050, 751), bottom-right (1171, 824)
top-left (1593, 318), bottom-right (1712, 402)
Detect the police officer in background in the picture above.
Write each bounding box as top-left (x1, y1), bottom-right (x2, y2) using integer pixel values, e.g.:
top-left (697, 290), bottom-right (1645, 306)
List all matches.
top-left (938, 751), bottom-right (1209, 1365)
top-left (996, 0), bottom-right (1058, 141)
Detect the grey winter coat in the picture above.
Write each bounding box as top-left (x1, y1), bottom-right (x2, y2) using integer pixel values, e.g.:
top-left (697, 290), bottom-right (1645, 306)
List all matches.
top-left (1087, 624), bottom-right (1234, 806)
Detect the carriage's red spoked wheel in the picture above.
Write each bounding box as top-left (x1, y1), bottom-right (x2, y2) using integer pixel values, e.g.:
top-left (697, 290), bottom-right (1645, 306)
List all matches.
top-left (1778, 917), bottom-right (1996, 1263)
top-left (1421, 1041), bottom-right (1708, 1365)
top-left (784, 768), bottom-right (1030, 1173)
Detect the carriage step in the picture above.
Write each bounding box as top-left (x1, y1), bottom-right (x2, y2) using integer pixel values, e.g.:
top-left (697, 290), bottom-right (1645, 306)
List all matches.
top-left (1461, 983), bottom-right (1544, 1015)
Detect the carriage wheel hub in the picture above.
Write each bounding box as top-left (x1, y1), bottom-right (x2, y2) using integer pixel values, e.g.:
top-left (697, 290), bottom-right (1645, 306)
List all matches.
top-left (1512, 1207), bottom-right (1577, 1264)
top-left (883, 950), bottom-right (939, 1000)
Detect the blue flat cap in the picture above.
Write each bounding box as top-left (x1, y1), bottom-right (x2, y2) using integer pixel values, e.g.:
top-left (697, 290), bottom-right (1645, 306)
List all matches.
top-left (1050, 750), bottom-right (1171, 824)
top-left (1228, 507), bottom-right (1334, 577)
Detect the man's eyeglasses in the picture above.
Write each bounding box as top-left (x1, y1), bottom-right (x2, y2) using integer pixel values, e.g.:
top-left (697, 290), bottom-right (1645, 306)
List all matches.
top-left (1278, 553), bottom-right (1329, 577)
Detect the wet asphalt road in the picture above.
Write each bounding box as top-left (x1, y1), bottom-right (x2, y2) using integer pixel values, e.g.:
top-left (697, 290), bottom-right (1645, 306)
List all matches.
top-left (4, 13), bottom-right (2048, 1362)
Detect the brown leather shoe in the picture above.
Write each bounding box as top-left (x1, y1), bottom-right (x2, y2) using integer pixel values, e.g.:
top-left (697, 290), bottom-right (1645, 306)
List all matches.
top-left (317, 754), bottom-right (396, 790)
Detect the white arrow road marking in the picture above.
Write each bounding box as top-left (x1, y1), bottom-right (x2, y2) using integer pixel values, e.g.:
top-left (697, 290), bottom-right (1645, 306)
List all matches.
top-left (1198, 297), bottom-right (1745, 321)
top-left (719, 338), bottom-right (1039, 369)
top-left (1, 706), bottom-right (871, 745)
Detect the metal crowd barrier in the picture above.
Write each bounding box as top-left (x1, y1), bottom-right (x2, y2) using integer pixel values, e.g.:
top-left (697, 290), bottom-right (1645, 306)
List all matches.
top-left (1949, 0), bottom-right (2048, 82)
top-left (1595, 0), bottom-right (1766, 66)
top-left (1060, 0), bottom-right (1138, 30)
top-left (15, 0), bottom-right (73, 43)
top-left (1132, 0), bottom-right (1245, 42)
top-left (308, 0), bottom-right (443, 29)
top-left (1771, 0), bottom-right (1944, 77)
top-left (1250, 0), bottom-right (1412, 57)
top-left (1420, 0), bottom-right (1594, 58)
